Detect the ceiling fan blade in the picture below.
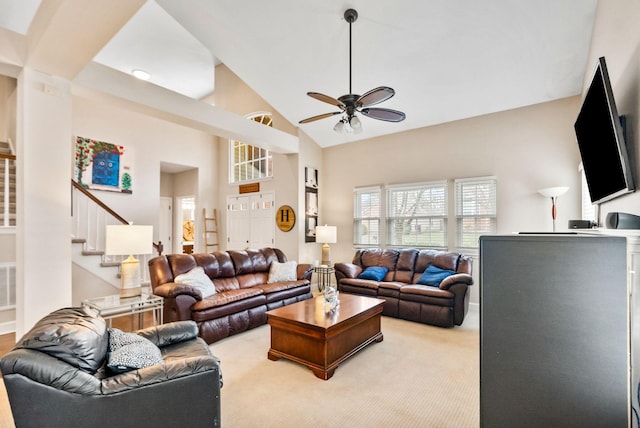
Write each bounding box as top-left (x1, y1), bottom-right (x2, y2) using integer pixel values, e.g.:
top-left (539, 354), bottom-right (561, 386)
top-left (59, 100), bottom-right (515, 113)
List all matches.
top-left (360, 108), bottom-right (406, 122)
top-left (307, 92), bottom-right (345, 108)
top-left (298, 111), bottom-right (342, 124)
top-left (357, 86), bottom-right (395, 108)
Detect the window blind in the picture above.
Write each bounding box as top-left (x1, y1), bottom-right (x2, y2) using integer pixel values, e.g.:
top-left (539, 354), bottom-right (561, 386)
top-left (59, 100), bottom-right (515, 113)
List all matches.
top-left (455, 177), bottom-right (497, 249)
top-left (579, 163), bottom-right (596, 222)
top-left (354, 186), bottom-right (381, 246)
top-left (386, 181), bottom-right (447, 248)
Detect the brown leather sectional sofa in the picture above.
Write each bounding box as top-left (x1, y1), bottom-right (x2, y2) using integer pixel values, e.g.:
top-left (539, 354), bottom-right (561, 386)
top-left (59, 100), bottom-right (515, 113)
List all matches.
top-left (334, 248), bottom-right (473, 327)
top-left (148, 248), bottom-right (313, 344)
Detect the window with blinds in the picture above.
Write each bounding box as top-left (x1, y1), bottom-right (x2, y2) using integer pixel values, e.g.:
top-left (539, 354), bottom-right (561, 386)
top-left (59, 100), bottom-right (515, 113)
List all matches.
top-left (579, 163), bottom-right (596, 222)
top-left (455, 177), bottom-right (497, 250)
top-left (229, 113), bottom-right (273, 183)
top-left (0, 263), bottom-right (16, 310)
top-left (387, 181), bottom-right (447, 248)
top-left (354, 187), bottom-right (381, 246)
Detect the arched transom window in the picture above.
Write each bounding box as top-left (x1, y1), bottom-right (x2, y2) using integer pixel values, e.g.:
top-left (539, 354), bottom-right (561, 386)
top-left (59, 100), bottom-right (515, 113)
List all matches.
top-left (229, 113), bottom-right (273, 183)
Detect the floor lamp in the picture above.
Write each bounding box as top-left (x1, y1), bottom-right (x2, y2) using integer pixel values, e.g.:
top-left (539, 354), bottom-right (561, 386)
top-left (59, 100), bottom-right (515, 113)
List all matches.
top-left (315, 225), bottom-right (337, 266)
top-left (537, 186), bottom-right (569, 232)
top-left (105, 224), bottom-right (153, 297)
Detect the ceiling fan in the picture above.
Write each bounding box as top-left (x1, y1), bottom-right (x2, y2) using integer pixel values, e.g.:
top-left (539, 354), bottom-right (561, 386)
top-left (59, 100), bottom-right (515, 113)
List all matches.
top-left (298, 8), bottom-right (406, 134)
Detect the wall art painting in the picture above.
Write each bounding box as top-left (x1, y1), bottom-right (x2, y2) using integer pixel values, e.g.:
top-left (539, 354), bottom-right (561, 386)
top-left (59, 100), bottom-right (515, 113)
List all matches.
top-left (74, 136), bottom-right (133, 194)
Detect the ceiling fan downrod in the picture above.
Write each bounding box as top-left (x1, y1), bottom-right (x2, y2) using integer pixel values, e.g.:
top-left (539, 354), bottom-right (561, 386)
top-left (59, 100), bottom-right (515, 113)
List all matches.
top-left (345, 9), bottom-right (358, 96)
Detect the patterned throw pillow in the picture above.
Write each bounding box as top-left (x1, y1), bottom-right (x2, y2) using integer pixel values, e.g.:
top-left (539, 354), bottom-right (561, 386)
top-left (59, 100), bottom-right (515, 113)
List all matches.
top-left (174, 266), bottom-right (216, 298)
top-left (268, 261), bottom-right (298, 283)
top-left (107, 328), bottom-right (163, 374)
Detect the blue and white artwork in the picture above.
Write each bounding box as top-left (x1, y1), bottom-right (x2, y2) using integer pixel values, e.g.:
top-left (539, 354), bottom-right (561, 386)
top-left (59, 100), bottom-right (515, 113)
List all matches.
top-left (92, 150), bottom-right (120, 187)
top-left (74, 136), bottom-right (133, 193)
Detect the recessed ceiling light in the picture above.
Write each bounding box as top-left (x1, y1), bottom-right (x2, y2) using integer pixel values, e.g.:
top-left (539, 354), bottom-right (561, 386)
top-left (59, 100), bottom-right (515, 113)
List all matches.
top-left (132, 69), bottom-right (151, 81)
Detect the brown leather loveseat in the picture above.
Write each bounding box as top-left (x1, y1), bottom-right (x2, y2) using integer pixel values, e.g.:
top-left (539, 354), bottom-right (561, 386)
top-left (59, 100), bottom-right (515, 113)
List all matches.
top-left (335, 248), bottom-right (473, 327)
top-left (149, 247), bottom-right (313, 344)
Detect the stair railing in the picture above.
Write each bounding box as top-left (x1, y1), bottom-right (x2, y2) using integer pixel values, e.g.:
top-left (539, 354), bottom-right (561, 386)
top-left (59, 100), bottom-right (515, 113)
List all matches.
top-left (71, 180), bottom-right (163, 286)
top-left (0, 152), bottom-right (16, 228)
top-left (1, 140), bottom-right (17, 309)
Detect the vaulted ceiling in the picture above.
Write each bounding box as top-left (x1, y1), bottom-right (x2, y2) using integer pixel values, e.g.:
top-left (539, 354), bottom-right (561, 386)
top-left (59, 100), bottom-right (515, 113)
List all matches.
top-left (0, 0), bottom-right (598, 149)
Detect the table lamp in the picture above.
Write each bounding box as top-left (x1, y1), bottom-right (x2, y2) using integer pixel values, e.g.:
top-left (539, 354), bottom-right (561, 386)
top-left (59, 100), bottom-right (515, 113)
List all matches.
top-left (315, 225), bottom-right (337, 266)
top-left (105, 224), bottom-right (153, 297)
top-left (537, 186), bottom-right (569, 232)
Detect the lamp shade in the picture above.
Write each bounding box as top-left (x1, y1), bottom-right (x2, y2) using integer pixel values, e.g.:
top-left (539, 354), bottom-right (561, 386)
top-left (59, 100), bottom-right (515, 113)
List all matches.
top-left (537, 186), bottom-right (569, 198)
top-left (105, 225), bottom-right (153, 256)
top-left (315, 225), bottom-right (337, 244)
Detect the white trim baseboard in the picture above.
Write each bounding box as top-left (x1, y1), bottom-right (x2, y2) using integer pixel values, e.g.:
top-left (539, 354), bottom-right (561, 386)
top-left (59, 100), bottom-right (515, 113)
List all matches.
top-left (0, 320), bottom-right (16, 335)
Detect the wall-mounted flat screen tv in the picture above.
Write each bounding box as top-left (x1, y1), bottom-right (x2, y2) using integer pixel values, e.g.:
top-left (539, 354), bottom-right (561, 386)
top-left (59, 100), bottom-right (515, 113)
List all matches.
top-left (574, 56), bottom-right (634, 204)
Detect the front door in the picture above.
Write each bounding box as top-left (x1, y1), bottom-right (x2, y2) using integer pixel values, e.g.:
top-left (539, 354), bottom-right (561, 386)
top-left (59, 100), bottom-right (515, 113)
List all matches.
top-left (249, 193), bottom-right (275, 249)
top-left (227, 192), bottom-right (274, 250)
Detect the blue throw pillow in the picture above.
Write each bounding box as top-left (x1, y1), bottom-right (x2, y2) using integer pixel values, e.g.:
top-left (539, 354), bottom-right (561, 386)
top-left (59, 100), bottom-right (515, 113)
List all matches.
top-left (417, 265), bottom-right (455, 287)
top-left (358, 266), bottom-right (389, 281)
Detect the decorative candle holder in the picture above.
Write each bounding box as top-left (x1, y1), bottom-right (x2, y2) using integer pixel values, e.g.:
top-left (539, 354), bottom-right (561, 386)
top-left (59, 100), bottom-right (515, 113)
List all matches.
top-left (323, 285), bottom-right (340, 312)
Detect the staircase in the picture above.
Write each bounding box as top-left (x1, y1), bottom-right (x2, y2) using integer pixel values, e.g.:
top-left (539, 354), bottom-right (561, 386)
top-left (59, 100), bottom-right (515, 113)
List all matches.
top-left (0, 140), bottom-right (16, 227)
top-left (0, 140), bottom-right (16, 312)
top-left (72, 237), bottom-right (123, 289)
top-left (71, 237), bottom-right (152, 292)
top-left (71, 180), bottom-right (161, 291)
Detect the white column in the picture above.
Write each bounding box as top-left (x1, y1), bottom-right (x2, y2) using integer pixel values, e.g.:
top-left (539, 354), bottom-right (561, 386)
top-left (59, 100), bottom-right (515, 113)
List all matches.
top-left (15, 68), bottom-right (72, 338)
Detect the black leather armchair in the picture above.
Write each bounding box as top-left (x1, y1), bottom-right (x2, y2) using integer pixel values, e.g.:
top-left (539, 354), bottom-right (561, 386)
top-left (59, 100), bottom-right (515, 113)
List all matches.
top-left (0, 307), bottom-right (222, 428)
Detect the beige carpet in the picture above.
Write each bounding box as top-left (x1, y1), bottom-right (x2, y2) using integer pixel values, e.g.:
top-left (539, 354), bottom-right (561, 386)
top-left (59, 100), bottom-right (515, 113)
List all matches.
top-left (215, 306), bottom-right (479, 428)
top-left (0, 307), bottom-right (479, 428)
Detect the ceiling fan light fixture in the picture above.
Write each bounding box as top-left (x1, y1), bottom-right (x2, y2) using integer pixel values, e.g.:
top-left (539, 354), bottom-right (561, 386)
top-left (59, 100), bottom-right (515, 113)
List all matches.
top-left (349, 115), bottom-right (362, 132)
top-left (333, 115), bottom-right (362, 135)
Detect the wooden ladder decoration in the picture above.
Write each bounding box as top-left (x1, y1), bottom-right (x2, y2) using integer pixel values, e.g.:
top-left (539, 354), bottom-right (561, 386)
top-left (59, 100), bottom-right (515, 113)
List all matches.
top-left (203, 208), bottom-right (219, 253)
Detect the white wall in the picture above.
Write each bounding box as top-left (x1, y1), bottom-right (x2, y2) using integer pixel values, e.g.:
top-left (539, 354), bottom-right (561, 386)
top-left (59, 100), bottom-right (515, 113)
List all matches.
top-left (585, 0), bottom-right (640, 223)
top-left (160, 172), bottom-right (175, 197)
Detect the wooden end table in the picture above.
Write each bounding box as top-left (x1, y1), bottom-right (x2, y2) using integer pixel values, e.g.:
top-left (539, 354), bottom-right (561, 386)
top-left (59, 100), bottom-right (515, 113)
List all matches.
top-left (266, 293), bottom-right (384, 380)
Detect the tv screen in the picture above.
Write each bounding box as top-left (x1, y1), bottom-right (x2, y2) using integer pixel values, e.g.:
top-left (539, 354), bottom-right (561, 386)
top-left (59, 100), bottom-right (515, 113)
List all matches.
top-left (574, 56), bottom-right (634, 204)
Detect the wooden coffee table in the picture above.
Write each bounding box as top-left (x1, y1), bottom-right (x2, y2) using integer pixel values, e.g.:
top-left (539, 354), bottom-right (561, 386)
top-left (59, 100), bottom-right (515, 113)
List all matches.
top-left (266, 293), bottom-right (384, 380)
